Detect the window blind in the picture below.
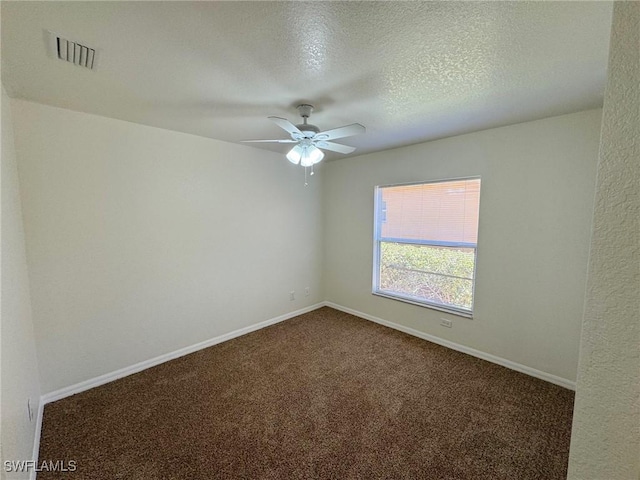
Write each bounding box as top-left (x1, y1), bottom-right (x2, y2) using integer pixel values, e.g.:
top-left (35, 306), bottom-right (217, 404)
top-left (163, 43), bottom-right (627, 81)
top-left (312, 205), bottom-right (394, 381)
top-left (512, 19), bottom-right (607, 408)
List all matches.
top-left (378, 178), bottom-right (480, 245)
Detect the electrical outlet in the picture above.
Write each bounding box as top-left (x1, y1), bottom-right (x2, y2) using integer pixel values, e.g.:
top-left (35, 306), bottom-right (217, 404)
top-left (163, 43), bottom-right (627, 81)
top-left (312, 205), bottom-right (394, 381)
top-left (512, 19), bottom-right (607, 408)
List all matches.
top-left (27, 399), bottom-right (34, 422)
top-left (289, 291), bottom-right (295, 301)
top-left (304, 287), bottom-right (310, 297)
top-left (440, 318), bottom-right (453, 328)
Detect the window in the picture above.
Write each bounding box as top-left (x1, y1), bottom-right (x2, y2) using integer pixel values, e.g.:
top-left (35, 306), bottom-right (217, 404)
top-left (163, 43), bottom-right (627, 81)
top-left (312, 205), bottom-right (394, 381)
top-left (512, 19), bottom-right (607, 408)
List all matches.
top-left (373, 178), bottom-right (481, 317)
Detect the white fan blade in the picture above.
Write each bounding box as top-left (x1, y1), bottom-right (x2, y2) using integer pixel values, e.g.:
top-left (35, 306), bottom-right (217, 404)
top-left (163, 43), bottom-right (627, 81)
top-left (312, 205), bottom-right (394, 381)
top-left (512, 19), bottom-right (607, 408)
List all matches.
top-left (268, 116), bottom-right (302, 136)
top-left (316, 141), bottom-right (356, 154)
top-left (315, 123), bottom-right (365, 141)
top-left (241, 139), bottom-right (298, 143)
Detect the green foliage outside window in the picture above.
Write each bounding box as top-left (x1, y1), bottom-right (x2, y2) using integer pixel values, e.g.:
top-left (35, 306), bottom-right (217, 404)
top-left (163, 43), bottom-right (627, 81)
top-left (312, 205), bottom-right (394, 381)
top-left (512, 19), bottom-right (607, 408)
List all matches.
top-left (379, 242), bottom-right (475, 311)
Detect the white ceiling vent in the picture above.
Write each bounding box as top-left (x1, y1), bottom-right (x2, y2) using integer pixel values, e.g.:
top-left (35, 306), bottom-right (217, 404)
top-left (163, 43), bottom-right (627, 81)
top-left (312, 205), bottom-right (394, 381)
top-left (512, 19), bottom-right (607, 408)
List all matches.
top-left (47, 31), bottom-right (97, 70)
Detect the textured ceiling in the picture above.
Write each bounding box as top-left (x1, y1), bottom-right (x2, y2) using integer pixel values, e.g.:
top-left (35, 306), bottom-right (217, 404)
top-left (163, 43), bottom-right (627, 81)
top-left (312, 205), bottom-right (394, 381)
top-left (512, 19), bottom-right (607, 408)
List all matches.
top-left (1, 1), bottom-right (613, 160)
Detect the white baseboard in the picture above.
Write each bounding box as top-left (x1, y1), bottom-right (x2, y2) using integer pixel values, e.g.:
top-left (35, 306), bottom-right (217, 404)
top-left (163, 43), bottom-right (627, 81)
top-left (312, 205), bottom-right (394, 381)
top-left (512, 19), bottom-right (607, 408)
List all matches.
top-left (324, 301), bottom-right (576, 390)
top-left (40, 303), bottom-right (325, 405)
top-left (40, 300), bottom-right (575, 403)
top-left (30, 399), bottom-right (45, 480)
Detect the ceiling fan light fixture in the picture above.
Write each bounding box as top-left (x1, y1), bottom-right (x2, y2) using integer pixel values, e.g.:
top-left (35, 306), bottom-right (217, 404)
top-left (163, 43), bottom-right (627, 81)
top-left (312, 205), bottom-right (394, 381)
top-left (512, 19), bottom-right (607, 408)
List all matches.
top-left (300, 145), bottom-right (324, 167)
top-left (289, 142), bottom-right (324, 167)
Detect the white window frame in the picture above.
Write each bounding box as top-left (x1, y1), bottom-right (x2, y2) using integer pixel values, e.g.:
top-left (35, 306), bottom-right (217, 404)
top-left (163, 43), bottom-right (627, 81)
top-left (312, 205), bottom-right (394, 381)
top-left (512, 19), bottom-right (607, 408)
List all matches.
top-left (372, 177), bottom-right (481, 318)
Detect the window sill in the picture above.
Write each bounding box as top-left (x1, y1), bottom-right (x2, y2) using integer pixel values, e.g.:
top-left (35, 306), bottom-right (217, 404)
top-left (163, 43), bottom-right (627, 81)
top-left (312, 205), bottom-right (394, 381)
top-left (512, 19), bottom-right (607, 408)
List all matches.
top-left (372, 291), bottom-right (473, 319)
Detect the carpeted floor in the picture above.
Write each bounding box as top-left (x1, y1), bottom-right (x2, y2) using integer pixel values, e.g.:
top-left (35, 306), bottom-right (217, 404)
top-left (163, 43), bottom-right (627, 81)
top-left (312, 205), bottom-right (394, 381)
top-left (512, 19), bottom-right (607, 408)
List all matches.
top-left (38, 307), bottom-right (575, 479)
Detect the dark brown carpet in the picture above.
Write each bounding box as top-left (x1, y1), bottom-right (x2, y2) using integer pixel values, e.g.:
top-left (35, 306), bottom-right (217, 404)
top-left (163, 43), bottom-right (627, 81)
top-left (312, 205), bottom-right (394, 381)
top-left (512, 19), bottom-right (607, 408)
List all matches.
top-left (38, 307), bottom-right (574, 479)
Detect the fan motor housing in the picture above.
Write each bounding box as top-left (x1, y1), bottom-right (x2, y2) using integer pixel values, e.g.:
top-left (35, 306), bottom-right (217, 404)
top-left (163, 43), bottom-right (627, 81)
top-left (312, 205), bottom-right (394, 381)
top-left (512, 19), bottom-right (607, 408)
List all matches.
top-left (296, 123), bottom-right (320, 135)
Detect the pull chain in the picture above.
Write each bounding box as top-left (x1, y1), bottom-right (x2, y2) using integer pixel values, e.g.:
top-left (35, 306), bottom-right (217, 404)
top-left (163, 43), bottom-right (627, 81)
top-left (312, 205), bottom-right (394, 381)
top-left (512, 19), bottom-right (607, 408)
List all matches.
top-left (304, 166), bottom-right (308, 187)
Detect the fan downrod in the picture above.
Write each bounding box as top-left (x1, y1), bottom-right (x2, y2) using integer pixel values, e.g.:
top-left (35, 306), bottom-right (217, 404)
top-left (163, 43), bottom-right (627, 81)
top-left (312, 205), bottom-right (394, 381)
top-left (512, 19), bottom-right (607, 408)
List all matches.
top-left (295, 104), bottom-right (319, 134)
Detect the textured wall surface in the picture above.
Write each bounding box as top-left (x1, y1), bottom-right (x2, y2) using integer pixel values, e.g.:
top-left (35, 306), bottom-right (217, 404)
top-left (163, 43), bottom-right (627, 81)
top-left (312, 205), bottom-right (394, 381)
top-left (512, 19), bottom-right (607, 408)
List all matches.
top-left (1, 87), bottom-right (41, 476)
top-left (11, 100), bottom-right (323, 394)
top-left (568, 3), bottom-right (640, 479)
top-left (323, 109), bottom-right (602, 384)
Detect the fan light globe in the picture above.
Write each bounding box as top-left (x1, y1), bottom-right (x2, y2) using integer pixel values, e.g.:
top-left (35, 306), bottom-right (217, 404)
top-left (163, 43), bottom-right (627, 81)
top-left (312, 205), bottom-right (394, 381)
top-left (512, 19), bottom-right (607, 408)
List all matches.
top-left (286, 145), bottom-right (303, 165)
top-left (300, 145), bottom-right (324, 167)
top-left (309, 146), bottom-right (324, 164)
top-left (300, 155), bottom-right (313, 167)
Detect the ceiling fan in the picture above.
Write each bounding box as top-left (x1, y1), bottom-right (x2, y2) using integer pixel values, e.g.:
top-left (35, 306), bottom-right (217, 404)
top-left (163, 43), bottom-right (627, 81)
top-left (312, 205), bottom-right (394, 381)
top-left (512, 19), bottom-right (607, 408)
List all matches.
top-left (242, 104), bottom-right (365, 167)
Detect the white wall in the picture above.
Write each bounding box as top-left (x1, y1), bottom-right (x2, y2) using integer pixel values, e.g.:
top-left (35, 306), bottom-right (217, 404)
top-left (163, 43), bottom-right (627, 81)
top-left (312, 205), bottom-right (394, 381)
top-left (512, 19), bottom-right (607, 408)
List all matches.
top-left (323, 109), bottom-right (602, 383)
top-left (11, 99), bottom-right (323, 394)
top-left (568, 2), bottom-right (640, 478)
top-left (1, 87), bottom-right (41, 477)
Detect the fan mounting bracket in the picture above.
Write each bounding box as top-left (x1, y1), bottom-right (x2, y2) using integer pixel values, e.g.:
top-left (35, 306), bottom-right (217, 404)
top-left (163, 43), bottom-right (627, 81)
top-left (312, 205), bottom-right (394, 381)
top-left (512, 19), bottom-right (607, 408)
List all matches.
top-left (296, 104), bottom-right (314, 119)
